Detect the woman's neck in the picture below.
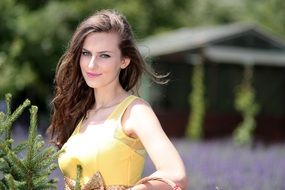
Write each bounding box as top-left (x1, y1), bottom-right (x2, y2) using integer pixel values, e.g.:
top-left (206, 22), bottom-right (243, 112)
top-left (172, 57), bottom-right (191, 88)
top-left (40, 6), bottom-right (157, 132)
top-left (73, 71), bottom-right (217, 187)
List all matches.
top-left (93, 85), bottom-right (128, 110)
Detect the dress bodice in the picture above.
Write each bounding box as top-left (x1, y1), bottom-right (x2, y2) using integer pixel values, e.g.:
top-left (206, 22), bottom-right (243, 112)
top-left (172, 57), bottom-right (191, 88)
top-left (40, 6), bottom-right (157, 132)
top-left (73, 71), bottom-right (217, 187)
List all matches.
top-left (58, 95), bottom-right (145, 186)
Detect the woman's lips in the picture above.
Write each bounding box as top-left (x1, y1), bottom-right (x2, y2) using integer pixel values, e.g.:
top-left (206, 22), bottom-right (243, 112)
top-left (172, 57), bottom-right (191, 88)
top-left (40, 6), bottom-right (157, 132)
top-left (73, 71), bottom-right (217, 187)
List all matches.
top-left (86, 72), bottom-right (102, 78)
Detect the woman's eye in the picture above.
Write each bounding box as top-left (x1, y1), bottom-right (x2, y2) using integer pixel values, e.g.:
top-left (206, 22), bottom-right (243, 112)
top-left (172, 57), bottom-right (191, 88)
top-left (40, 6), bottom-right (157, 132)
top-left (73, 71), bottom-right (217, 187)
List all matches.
top-left (82, 51), bottom-right (91, 56)
top-left (100, 54), bottom-right (110, 58)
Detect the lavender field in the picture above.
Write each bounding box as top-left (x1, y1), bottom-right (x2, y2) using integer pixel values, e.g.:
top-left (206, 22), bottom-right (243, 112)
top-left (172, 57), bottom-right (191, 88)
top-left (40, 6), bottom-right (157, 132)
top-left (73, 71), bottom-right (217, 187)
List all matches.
top-left (50, 138), bottom-right (285, 190)
top-left (12, 125), bottom-right (285, 190)
top-left (166, 138), bottom-right (285, 190)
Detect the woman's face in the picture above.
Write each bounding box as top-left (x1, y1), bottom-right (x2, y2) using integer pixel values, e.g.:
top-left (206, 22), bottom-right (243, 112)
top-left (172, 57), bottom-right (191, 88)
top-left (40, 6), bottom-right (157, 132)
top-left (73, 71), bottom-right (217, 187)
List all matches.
top-left (80, 32), bottom-right (129, 90)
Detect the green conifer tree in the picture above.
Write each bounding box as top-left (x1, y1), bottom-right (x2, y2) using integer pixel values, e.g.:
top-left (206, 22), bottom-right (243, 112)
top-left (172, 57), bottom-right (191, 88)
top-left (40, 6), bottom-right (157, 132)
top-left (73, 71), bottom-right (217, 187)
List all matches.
top-left (0, 94), bottom-right (60, 190)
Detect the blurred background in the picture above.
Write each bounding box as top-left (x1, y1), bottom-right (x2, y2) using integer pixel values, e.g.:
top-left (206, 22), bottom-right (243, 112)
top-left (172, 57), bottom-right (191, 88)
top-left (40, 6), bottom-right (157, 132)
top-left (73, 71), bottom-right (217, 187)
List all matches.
top-left (1, 0), bottom-right (285, 189)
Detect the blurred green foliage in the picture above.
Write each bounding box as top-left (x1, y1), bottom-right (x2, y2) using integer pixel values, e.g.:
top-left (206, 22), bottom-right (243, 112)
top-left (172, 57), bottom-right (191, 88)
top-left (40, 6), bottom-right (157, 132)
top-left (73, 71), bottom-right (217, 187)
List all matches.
top-left (186, 55), bottom-right (205, 140)
top-left (0, 0), bottom-right (192, 112)
top-left (233, 65), bottom-right (260, 145)
top-left (0, 0), bottom-right (284, 118)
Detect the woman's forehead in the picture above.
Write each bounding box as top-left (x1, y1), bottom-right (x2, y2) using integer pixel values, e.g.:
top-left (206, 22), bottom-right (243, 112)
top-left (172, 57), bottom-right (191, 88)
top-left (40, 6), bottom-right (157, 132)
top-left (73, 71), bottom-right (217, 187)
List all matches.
top-left (82, 32), bottom-right (120, 51)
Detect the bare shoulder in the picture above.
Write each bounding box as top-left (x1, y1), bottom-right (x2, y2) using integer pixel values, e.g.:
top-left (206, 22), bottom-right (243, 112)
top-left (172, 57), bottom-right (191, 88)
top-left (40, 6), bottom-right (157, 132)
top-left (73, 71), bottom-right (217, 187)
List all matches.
top-left (122, 97), bottom-right (159, 137)
top-left (131, 97), bottom-right (151, 107)
top-left (127, 97), bottom-right (154, 116)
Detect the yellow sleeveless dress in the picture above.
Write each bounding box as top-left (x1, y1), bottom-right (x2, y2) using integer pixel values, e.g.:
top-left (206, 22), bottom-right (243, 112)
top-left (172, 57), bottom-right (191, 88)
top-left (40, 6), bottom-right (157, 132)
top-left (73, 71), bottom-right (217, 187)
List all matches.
top-left (58, 95), bottom-right (146, 187)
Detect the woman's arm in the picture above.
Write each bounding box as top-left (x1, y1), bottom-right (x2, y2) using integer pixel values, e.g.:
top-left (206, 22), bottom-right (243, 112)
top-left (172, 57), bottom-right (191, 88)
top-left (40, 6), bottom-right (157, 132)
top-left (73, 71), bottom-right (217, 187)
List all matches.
top-left (122, 99), bottom-right (188, 190)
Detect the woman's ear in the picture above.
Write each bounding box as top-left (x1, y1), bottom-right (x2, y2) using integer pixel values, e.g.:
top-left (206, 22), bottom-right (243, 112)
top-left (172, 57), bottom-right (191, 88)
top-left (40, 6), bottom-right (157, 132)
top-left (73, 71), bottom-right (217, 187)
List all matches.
top-left (121, 57), bottom-right (130, 69)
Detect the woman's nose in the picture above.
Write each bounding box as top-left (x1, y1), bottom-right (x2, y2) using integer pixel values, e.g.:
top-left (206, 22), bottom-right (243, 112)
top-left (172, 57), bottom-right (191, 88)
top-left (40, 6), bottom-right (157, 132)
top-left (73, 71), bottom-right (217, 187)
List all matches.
top-left (88, 55), bottom-right (96, 69)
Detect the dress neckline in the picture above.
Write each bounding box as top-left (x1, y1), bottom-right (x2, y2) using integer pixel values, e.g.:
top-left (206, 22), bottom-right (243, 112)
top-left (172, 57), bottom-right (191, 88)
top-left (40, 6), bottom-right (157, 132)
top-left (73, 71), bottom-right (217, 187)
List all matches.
top-left (75, 95), bottom-right (134, 135)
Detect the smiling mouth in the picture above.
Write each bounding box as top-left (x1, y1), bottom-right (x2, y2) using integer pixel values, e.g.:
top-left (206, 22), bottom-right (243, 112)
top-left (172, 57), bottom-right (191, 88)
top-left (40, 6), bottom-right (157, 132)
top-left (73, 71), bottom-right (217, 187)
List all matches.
top-left (86, 72), bottom-right (102, 78)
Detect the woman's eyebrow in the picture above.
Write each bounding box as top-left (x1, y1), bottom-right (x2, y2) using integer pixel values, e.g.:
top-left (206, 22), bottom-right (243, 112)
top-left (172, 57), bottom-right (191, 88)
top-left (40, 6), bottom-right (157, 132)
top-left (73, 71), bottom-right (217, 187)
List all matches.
top-left (82, 48), bottom-right (114, 54)
top-left (98, 50), bottom-right (114, 54)
top-left (82, 48), bottom-right (91, 52)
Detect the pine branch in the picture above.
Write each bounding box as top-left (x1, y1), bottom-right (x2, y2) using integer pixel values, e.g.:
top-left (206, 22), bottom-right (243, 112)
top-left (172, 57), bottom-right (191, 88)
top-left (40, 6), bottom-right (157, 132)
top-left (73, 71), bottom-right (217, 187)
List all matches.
top-left (0, 142), bottom-right (28, 177)
top-left (75, 165), bottom-right (82, 190)
top-left (0, 94), bottom-right (60, 189)
top-left (26, 106), bottom-right (38, 166)
top-left (37, 163), bottom-right (58, 177)
top-left (30, 150), bottom-right (58, 176)
top-left (8, 99), bottom-right (31, 125)
top-left (35, 179), bottom-right (58, 190)
top-left (0, 112), bottom-right (5, 124)
top-left (0, 181), bottom-right (7, 190)
top-left (13, 142), bottom-right (28, 154)
top-left (34, 135), bottom-right (45, 149)
top-left (5, 94), bottom-right (12, 116)
top-left (0, 94), bottom-right (30, 150)
top-left (0, 157), bottom-right (9, 173)
top-left (31, 146), bottom-right (56, 168)
top-left (33, 175), bottom-right (50, 187)
top-left (2, 97), bottom-right (30, 145)
top-left (25, 106), bottom-right (41, 189)
top-left (5, 174), bottom-right (16, 190)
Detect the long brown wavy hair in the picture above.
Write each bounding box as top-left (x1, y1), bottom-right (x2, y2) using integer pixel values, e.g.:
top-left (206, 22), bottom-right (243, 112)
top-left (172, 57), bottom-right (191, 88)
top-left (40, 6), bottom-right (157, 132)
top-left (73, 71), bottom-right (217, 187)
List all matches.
top-left (47, 9), bottom-right (166, 148)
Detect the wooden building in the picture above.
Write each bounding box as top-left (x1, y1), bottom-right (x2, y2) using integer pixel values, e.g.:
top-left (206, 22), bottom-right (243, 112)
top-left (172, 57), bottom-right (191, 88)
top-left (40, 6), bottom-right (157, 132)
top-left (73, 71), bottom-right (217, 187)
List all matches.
top-left (139, 23), bottom-right (285, 142)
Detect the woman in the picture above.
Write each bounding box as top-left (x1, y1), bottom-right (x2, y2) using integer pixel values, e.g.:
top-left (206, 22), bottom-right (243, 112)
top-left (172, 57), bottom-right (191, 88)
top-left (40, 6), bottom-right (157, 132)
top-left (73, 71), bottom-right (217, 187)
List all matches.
top-left (48, 9), bottom-right (187, 190)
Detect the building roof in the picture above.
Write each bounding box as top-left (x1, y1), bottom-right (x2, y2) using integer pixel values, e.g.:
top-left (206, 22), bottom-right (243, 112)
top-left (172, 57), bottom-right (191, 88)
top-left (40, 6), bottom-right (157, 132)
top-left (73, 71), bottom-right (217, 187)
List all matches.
top-left (139, 23), bottom-right (285, 66)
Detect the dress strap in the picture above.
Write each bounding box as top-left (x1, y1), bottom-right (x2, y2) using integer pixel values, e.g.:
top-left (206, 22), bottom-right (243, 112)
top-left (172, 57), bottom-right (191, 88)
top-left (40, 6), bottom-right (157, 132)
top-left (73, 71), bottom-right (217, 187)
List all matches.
top-left (107, 95), bottom-right (138, 121)
top-left (109, 95), bottom-right (145, 155)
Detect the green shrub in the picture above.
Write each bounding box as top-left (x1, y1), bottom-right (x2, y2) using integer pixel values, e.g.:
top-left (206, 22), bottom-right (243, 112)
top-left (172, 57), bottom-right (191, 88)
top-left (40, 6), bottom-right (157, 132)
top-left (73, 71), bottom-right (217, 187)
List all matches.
top-left (186, 55), bottom-right (205, 140)
top-left (0, 94), bottom-right (60, 190)
top-left (233, 66), bottom-right (260, 145)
